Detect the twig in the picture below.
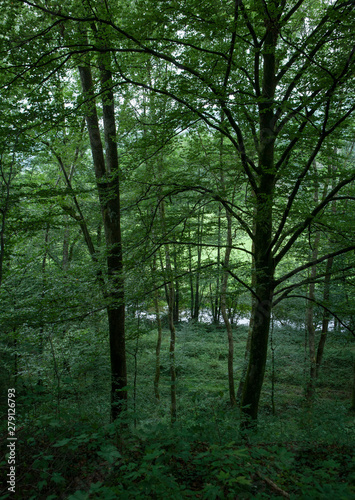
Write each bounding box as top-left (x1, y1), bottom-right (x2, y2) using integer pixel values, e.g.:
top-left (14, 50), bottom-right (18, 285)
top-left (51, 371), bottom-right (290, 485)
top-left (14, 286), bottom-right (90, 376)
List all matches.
top-left (256, 471), bottom-right (290, 498)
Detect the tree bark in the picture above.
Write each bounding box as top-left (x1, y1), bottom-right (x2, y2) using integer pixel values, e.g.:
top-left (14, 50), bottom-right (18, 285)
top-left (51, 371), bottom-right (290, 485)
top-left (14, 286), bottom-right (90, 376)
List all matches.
top-left (152, 255), bottom-right (162, 401)
top-left (315, 255), bottom-right (333, 378)
top-left (305, 229), bottom-right (320, 400)
top-left (78, 59), bottom-right (127, 421)
top-left (193, 208), bottom-right (204, 320)
top-left (240, 17), bottom-right (278, 427)
top-left (241, 180), bottom-right (275, 426)
top-left (159, 200), bottom-right (177, 423)
top-left (173, 251), bottom-right (179, 323)
top-left (237, 200), bottom-right (256, 400)
top-left (0, 161), bottom-right (12, 288)
top-left (220, 208), bottom-right (236, 406)
top-left (315, 167), bottom-right (337, 378)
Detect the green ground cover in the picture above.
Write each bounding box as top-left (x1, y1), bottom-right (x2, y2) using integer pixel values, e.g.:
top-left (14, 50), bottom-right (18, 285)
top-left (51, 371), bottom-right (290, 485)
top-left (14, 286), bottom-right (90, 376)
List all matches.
top-left (1, 321), bottom-right (354, 499)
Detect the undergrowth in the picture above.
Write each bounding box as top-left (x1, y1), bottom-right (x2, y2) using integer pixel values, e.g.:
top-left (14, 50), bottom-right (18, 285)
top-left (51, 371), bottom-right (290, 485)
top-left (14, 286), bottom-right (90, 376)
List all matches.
top-left (1, 322), bottom-right (354, 498)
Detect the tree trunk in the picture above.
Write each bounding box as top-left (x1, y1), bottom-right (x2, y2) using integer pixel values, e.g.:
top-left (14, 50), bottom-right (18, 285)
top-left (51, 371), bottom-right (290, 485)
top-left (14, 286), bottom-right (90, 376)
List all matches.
top-left (214, 206), bottom-right (222, 323)
top-left (0, 161), bottom-right (12, 288)
top-left (159, 200), bottom-right (177, 423)
top-left (315, 255), bottom-right (333, 378)
top-left (173, 251), bottom-right (179, 323)
top-left (62, 224), bottom-right (70, 271)
top-left (305, 164), bottom-right (322, 399)
top-left (188, 242), bottom-right (194, 319)
top-left (220, 208), bottom-right (236, 406)
top-left (237, 208), bottom-right (256, 400)
top-left (305, 230), bottom-right (320, 400)
top-left (241, 185), bottom-right (275, 426)
top-left (241, 16), bottom-right (278, 426)
top-left (315, 168), bottom-right (337, 379)
top-left (153, 255), bottom-right (162, 401)
top-left (193, 208), bottom-right (204, 320)
top-left (168, 280), bottom-right (177, 423)
top-left (78, 59), bottom-right (127, 421)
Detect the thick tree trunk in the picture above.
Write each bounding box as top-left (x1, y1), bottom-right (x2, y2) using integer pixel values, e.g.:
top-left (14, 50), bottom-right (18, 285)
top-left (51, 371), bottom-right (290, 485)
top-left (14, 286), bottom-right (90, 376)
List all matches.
top-left (240, 16), bottom-right (278, 427)
top-left (78, 61), bottom-right (127, 421)
top-left (241, 186), bottom-right (275, 425)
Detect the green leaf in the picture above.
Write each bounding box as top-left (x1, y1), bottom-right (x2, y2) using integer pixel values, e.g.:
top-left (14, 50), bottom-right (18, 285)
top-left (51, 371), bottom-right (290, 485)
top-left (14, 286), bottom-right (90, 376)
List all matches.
top-left (97, 444), bottom-right (122, 464)
top-left (53, 438), bottom-right (73, 448)
top-left (38, 480), bottom-right (47, 491)
top-left (51, 472), bottom-right (65, 485)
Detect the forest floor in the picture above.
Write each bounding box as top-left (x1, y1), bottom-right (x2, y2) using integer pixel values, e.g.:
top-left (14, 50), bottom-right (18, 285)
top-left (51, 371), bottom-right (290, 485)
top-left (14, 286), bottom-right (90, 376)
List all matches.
top-left (1, 321), bottom-right (354, 499)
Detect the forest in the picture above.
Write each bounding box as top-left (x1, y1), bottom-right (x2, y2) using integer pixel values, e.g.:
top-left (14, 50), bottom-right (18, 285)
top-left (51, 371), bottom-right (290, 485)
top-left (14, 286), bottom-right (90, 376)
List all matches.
top-left (0, 0), bottom-right (354, 498)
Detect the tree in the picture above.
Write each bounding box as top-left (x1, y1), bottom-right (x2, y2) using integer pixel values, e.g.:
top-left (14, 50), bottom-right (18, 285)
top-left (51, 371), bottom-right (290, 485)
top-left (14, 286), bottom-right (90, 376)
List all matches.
top-left (78, 42), bottom-right (127, 420)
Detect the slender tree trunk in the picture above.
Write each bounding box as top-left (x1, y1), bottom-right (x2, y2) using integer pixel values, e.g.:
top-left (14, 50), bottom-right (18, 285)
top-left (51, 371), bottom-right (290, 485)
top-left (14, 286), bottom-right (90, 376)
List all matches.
top-left (315, 167), bottom-right (337, 379)
top-left (154, 138), bottom-right (177, 421)
top-left (78, 57), bottom-right (127, 421)
top-left (237, 208), bottom-right (256, 400)
top-left (152, 255), bottom-right (163, 401)
top-left (214, 206), bottom-right (222, 323)
top-left (159, 200), bottom-right (177, 423)
top-left (220, 208), bottom-right (236, 406)
top-left (168, 279), bottom-right (177, 423)
top-left (188, 243), bottom-right (194, 319)
top-left (315, 255), bottom-right (333, 378)
top-left (305, 230), bottom-right (320, 399)
top-left (62, 224), bottom-right (70, 271)
top-left (0, 162), bottom-right (12, 288)
top-left (38, 224), bottom-right (49, 385)
top-left (193, 209), bottom-right (204, 320)
top-left (173, 251), bottom-right (179, 323)
top-left (305, 163), bottom-right (323, 399)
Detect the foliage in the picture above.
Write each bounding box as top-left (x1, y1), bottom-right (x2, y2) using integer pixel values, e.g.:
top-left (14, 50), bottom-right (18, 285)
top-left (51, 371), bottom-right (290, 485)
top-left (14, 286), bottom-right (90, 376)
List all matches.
top-left (1, 323), bottom-right (354, 498)
top-left (0, 0), bottom-right (355, 497)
